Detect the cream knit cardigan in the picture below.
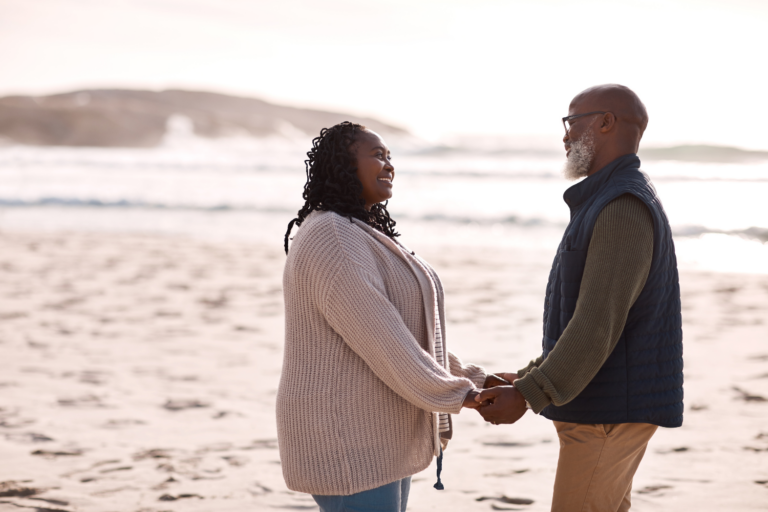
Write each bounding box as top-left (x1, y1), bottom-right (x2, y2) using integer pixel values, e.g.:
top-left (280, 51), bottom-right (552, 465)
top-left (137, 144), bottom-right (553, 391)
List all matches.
top-left (278, 210), bottom-right (486, 496)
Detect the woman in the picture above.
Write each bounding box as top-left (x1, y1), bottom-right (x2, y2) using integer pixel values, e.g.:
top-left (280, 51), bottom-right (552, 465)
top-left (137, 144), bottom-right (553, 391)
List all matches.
top-left (278, 122), bottom-right (499, 512)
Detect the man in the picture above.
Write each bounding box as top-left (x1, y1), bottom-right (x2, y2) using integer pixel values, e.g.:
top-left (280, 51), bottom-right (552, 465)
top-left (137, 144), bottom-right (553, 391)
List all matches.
top-left (475, 84), bottom-right (683, 512)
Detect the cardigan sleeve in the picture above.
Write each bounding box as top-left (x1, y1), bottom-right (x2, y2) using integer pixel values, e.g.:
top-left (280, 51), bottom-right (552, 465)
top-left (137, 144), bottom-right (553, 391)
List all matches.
top-left (448, 351), bottom-right (487, 388)
top-left (323, 261), bottom-right (476, 415)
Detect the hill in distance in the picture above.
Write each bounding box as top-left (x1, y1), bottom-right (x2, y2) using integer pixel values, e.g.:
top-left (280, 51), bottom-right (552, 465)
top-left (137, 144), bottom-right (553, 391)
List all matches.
top-left (1, 89), bottom-right (766, 164)
top-left (638, 144), bottom-right (768, 164)
top-left (0, 89), bottom-right (408, 147)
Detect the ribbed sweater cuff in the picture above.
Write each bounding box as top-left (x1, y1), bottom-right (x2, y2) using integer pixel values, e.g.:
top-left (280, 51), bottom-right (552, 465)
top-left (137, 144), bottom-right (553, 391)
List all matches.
top-left (513, 373), bottom-right (551, 414)
top-left (462, 364), bottom-right (487, 389)
top-left (517, 363), bottom-right (535, 379)
top-left (517, 355), bottom-right (544, 379)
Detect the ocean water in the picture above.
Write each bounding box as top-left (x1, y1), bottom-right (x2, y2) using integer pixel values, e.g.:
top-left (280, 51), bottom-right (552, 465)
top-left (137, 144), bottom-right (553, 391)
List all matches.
top-left (0, 131), bottom-right (767, 274)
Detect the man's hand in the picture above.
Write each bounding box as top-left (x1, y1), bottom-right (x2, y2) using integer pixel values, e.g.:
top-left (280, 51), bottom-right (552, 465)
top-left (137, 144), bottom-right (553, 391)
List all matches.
top-left (474, 385), bottom-right (527, 424)
top-left (483, 374), bottom-right (510, 389)
top-left (484, 373), bottom-right (518, 388)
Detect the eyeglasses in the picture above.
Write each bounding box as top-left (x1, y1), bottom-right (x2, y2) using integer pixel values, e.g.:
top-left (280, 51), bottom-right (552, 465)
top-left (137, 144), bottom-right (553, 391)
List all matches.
top-left (562, 111), bottom-right (608, 135)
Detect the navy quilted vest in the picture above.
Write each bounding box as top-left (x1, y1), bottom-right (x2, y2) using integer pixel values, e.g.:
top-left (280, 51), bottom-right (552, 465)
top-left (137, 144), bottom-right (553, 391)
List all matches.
top-left (540, 153), bottom-right (683, 428)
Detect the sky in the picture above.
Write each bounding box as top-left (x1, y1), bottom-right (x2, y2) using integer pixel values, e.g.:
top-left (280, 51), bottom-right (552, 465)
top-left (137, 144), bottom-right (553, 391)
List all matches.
top-left (2, 0), bottom-right (767, 149)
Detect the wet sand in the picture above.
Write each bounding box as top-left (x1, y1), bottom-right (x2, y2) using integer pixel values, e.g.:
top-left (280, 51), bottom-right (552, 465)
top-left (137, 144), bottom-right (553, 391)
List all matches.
top-left (0, 232), bottom-right (766, 511)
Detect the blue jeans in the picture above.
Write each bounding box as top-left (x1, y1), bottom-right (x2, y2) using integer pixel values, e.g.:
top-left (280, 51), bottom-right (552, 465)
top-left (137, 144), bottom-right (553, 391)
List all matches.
top-left (312, 477), bottom-right (411, 512)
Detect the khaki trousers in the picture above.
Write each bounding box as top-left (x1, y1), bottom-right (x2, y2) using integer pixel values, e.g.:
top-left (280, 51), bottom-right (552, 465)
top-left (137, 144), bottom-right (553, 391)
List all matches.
top-left (551, 421), bottom-right (658, 512)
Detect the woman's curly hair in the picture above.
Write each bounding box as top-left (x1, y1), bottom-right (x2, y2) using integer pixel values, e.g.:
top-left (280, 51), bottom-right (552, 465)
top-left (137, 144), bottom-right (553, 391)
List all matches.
top-left (283, 121), bottom-right (399, 253)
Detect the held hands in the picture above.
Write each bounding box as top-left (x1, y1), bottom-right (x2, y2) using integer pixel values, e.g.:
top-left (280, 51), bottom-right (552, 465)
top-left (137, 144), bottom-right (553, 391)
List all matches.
top-left (463, 373), bottom-right (514, 409)
top-left (474, 385), bottom-right (527, 425)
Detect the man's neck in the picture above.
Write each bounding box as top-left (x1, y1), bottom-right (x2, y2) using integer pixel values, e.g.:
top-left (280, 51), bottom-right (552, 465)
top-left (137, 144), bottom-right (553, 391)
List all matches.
top-left (587, 151), bottom-right (637, 177)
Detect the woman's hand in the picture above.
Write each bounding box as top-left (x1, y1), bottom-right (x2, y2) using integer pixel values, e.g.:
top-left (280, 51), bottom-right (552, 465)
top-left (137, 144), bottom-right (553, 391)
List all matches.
top-left (462, 389), bottom-right (483, 409)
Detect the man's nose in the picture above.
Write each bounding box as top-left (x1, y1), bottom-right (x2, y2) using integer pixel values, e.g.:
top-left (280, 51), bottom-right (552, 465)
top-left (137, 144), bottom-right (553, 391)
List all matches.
top-left (563, 132), bottom-right (570, 143)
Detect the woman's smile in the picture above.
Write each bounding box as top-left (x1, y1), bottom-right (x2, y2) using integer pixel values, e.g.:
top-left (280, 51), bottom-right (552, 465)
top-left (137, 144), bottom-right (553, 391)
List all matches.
top-left (354, 130), bottom-right (395, 209)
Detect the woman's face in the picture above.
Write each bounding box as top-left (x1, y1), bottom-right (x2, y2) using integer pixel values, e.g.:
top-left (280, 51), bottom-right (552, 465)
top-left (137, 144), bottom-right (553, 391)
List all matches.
top-left (353, 130), bottom-right (394, 210)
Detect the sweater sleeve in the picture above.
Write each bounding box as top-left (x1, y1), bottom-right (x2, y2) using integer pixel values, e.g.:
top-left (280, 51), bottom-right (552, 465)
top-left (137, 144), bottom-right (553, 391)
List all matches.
top-left (448, 351), bottom-right (487, 388)
top-left (517, 355), bottom-right (545, 379)
top-left (514, 194), bottom-right (654, 413)
top-left (323, 261), bottom-right (475, 415)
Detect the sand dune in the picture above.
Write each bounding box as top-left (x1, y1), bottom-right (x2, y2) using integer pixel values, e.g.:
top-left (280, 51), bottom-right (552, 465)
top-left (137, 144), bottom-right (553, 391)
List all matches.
top-left (0, 232), bottom-right (766, 511)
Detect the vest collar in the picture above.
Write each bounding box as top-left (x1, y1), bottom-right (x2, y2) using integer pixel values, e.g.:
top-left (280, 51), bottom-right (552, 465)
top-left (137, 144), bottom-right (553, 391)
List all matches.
top-left (563, 153), bottom-right (641, 209)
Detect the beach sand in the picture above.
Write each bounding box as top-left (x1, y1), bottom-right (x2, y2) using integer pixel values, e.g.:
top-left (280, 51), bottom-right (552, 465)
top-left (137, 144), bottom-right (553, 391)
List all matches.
top-left (0, 231), bottom-right (766, 511)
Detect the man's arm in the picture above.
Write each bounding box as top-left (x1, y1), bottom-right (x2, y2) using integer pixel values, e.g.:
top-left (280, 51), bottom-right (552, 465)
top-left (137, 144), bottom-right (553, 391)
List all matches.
top-left (477, 194), bottom-right (654, 421)
top-left (512, 194), bottom-right (654, 413)
top-left (517, 355), bottom-right (545, 379)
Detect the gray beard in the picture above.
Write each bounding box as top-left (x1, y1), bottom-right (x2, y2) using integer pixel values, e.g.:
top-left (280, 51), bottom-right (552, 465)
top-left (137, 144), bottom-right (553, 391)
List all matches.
top-left (563, 132), bottom-right (595, 181)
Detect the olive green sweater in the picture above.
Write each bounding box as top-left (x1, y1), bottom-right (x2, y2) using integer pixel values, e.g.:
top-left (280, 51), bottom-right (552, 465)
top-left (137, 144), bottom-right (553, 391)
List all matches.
top-left (514, 194), bottom-right (654, 414)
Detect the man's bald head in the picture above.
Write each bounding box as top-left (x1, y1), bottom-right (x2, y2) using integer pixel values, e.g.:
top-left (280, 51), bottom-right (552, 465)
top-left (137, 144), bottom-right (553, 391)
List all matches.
top-left (570, 84), bottom-right (649, 141)
top-left (563, 84), bottom-right (648, 178)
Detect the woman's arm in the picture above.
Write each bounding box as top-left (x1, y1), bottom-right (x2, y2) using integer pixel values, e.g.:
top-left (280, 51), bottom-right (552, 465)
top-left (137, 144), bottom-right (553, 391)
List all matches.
top-left (324, 261), bottom-right (476, 415)
top-left (447, 351), bottom-right (487, 389)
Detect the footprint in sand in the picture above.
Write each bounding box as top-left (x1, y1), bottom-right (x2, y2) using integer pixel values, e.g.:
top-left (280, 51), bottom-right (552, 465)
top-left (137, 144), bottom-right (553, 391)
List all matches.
top-left (656, 446), bottom-right (690, 454)
top-left (162, 399), bottom-right (210, 411)
top-left (151, 476), bottom-right (179, 490)
top-left (99, 466), bottom-right (133, 474)
top-left (636, 485), bottom-right (674, 494)
top-left (57, 395), bottom-right (107, 408)
top-left (61, 459), bottom-right (122, 479)
top-left (222, 455), bottom-right (250, 467)
top-left (0, 481), bottom-right (41, 498)
top-left (26, 339), bottom-right (49, 350)
top-left (77, 371), bottom-right (110, 385)
top-left (233, 324), bottom-right (260, 332)
top-left (0, 312), bottom-right (27, 320)
top-left (248, 483), bottom-right (272, 496)
top-left (239, 439), bottom-right (278, 450)
top-left (732, 386), bottom-right (768, 402)
top-left (198, 292), bottom-right (228, 309)
top-left (5, 432), bottom-right (54, 443)
top-left (0, 408), bottom-right (35, 428)
top-left (158, 493), bottom-right (203, 501)
top-left (133, 448), bottom-right (176, 461)
top-left (31, 449), bottom-right (84, 458)
top-left (477, 495), bottom-right (535, 509)
top-left (484, 469), bottom-right (530, 477)
top-left (101, 419), bottom-right (146, 429)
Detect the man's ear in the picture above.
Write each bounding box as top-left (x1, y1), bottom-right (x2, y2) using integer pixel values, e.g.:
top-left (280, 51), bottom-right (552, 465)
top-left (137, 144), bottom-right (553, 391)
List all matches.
top-left (599, 112), bottom-right (617, 133)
